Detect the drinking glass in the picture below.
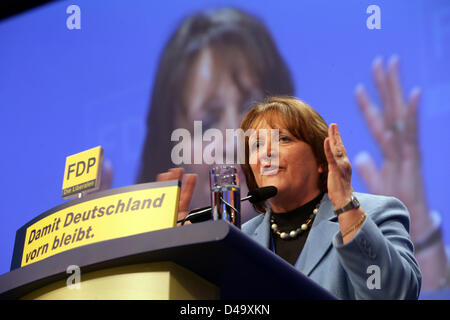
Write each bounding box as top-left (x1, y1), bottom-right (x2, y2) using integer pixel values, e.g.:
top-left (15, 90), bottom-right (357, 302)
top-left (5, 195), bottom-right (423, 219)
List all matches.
top-left (209, 165), bottom-right (241, 228)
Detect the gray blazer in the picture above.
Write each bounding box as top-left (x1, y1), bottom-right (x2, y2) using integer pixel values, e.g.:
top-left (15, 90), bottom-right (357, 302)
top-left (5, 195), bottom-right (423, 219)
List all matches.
top-left (242, 192), bottom-right (422, 299)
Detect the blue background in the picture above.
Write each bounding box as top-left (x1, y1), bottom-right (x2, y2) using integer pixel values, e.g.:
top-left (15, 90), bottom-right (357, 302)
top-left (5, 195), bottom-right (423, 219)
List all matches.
top-left (0, 0), bottom-right (449, 276)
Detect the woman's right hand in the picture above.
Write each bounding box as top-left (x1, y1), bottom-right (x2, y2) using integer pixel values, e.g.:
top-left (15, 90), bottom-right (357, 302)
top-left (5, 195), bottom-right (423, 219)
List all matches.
top-left (156, 168), bottom-right (197, 225)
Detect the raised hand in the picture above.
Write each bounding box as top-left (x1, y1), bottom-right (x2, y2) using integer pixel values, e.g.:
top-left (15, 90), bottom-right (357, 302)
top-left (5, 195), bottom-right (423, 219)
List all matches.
top-left (324, 123), bottom-right (367, 244)
top-left (354, 56), bottom-right (449, 290)
top-left (324, 123), bottom-right (353, 210)
top-left (354, 56), bottom-right (428, 241)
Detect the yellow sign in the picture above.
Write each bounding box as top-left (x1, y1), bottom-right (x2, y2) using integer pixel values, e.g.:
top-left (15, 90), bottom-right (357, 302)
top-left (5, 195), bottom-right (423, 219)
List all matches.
top-left (62, 146), bottom-right (103, 198)
top-left (20, 181), bottom-right (180, 267)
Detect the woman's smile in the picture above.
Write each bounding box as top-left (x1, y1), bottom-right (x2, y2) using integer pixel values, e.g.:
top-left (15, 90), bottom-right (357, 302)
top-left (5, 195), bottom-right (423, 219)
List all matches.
top-left (260, 167), bottom-right (283, 175)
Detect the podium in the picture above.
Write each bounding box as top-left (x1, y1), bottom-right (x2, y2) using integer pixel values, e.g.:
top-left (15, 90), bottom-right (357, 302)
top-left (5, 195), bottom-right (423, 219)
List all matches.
top-left (0, 220), bottom-right (336, 299)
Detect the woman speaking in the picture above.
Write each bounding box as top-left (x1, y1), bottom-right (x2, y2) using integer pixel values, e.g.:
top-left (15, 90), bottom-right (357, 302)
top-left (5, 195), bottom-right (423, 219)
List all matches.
top-left (239, 96), bottom-right (421, 299)
top-left (159, 96), bottom-right (421, 299)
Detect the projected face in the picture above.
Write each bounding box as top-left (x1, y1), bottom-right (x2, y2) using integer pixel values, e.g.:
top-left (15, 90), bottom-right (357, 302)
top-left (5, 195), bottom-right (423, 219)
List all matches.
top-left (176, 47), bottom-right (263, 219)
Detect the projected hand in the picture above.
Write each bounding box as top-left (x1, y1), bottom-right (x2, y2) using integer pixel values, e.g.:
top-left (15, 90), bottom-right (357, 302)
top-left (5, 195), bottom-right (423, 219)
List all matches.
top-left (156, 168), bottom-right (197, 226)
top-left (354, 56), bottom-right (427, 241)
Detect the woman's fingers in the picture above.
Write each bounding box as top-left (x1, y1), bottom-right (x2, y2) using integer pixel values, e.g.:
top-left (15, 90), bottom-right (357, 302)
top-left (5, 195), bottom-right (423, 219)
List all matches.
top-left (404, 87), bottom-right (421, 146)
top-left (179, 173), bottom-right (197, 213)
top-left (325, 124), bottom-right (340, 163)
top-left (386, 55), bottom-right (405, 122)
top-left (325, 124), bottom-right (351, 176)
top-left (358, 56), bottom-right (420, 161)
top-left (156, 167), bottom-right (197, 225)
top-left (168, 168), bottom-right (185, 185)
top-left (157, 167), bottom-right (184, 181)
top-left (373, 57), bottom-right (395, 126)
top-left (168, 168), bottom-right (196, 212)
top-left (325, 125), bottom-right (353, 208)
top-left (356, 84), bottom-right (386, 147)
top-left (324, 137), bottom-right (337, 167)
top-left (333, 124), bottom-right (344, 151)
top-left (354, 151), bottom-right (380, 194)
top-left (328, 123), bottom-right (347, 158)
top-left (355, 84), bottom-right (396, 160)
top-left (156, 172), bottom-right (171, 181)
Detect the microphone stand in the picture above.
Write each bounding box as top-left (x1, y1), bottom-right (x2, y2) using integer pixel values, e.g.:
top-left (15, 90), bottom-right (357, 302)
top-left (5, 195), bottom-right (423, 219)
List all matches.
top-left (179, 195), bottom-right (251, 225)
top-left (177, 186), bottom-right (277, 225)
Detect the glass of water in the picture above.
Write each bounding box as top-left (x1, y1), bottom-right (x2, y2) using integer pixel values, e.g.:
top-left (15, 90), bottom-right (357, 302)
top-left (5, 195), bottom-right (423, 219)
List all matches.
top-left (209, 165), bottom-right (241, 228)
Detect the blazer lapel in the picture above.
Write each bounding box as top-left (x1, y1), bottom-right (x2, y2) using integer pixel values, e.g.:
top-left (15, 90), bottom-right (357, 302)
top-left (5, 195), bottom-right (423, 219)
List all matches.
top-left (296, 194), bottom-right (340, 276)
top-left (247, 194), bottom-right (340, 276)
top-left (251, 210), bottom-right (272, 249)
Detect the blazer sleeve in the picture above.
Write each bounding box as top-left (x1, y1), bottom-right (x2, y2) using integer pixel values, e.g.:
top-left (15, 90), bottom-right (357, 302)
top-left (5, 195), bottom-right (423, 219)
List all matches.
top-left (332, 195), bottom-right (422, 299)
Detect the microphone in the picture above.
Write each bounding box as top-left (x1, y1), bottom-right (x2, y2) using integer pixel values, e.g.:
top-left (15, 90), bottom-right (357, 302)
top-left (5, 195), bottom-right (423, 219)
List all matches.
top-left (244, 186), bottom-right (278, 204)
top-left (178, 186), bottom-right (277, 224)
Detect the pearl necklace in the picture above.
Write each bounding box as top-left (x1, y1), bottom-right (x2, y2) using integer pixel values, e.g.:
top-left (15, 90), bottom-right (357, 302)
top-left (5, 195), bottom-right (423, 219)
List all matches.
top-left (270, 202), bottom-right (320, 240)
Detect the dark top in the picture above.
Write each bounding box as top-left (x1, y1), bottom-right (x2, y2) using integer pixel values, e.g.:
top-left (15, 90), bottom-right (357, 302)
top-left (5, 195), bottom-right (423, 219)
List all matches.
top-left (271, 193), bottom-right (325, 266)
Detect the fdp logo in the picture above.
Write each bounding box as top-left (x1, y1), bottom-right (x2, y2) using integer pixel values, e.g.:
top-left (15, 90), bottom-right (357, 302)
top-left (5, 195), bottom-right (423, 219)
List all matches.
top-left (67, 157), bottom-right (96, 180)
top-left (62, 146), bottom-right (103, 198)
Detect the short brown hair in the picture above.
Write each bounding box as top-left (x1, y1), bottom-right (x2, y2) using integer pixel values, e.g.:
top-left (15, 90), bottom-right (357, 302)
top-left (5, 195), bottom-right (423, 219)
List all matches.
top-left (240, 96), bottom-right (329, 213)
